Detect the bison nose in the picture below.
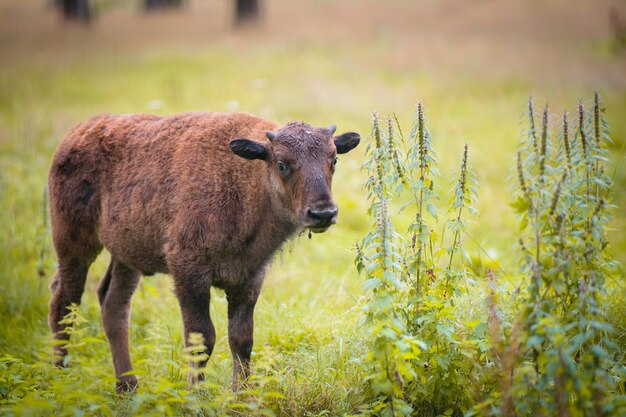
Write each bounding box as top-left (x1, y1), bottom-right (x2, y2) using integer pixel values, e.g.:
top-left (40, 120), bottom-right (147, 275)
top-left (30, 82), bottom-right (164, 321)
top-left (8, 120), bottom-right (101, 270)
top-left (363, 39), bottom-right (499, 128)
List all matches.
top-left (307, 207), bottom-right (338, 229)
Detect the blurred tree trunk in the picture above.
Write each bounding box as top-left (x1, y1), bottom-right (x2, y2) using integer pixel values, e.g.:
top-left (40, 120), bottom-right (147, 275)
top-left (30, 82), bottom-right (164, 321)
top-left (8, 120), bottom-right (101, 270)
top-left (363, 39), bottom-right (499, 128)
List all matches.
top-left (58, 0), bottom-right (91, 22)
top-left (235, 0), bottom-right (261, 25)
top-left (144, 0), bottom-right (184, 11)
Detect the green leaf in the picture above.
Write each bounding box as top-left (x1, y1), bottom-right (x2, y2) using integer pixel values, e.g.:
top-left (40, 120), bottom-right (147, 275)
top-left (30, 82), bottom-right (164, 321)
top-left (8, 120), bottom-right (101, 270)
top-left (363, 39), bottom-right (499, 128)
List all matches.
top-left (464, 319), bottom-right (481, 329)
top-left (364, 277), bottom-right (382, 290)
top-left (426, 203), bottom-right (438, 220)
top-left (527, 335), bottom-right (543, 348)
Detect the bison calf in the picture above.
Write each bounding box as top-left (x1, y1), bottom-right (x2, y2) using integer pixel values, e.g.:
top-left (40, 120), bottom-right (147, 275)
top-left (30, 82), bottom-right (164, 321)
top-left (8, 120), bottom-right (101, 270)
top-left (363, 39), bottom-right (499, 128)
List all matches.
top-left (47, 112), bottom-right (360, 392)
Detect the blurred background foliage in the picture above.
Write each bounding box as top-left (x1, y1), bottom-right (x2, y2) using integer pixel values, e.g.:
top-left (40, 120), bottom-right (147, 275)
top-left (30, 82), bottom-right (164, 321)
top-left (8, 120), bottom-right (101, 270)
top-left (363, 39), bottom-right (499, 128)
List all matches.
top-left (0, 0), bottom-right (625, 415)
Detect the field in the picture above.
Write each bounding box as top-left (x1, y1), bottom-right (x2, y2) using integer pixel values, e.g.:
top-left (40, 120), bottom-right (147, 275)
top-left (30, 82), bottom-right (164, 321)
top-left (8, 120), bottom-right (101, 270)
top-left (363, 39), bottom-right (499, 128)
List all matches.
top-left (1, 0), bottom-right (625, 415)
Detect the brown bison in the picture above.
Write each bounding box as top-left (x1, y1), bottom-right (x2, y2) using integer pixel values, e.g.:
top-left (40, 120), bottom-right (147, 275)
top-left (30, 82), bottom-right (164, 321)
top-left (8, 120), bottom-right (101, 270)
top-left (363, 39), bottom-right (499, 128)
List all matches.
top-left (48, 112), bottom-right (360, 392)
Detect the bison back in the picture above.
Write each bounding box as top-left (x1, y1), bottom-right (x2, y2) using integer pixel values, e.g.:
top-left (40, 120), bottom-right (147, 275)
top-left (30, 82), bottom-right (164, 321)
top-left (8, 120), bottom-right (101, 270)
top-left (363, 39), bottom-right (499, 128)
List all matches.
top-left (49, 112), bottom-right (278, 274)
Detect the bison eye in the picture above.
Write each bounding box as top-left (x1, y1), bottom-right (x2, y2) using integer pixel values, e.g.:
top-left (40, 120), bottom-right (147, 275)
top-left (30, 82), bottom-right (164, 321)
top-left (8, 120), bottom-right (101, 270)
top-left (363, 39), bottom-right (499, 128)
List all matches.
top-left (277, 161), bottom-right (288, 174)
top-left (332, 157), bottom-right (338, 167)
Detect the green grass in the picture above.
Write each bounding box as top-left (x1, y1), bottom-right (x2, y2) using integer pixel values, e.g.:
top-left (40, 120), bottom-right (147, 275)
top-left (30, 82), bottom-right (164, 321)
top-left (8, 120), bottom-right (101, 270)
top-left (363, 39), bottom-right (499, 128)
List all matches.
top-left (1, 1), bottom-right (626, 414)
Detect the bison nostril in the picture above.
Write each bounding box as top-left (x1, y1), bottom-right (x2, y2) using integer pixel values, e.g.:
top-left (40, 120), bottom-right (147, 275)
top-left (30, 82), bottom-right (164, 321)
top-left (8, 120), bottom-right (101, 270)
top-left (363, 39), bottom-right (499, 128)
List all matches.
top-left (307, 208), bottom-right (338, 226)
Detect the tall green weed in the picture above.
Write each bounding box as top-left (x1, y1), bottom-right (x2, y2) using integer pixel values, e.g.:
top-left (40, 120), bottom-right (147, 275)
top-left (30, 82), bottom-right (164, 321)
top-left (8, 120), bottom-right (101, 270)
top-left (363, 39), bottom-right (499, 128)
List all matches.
top-left (357, 95), bottom-right (626, 417)
top-left (356, 105), bottom-right (484, 417)
top-left (471, 93), bottom-right (626, 416)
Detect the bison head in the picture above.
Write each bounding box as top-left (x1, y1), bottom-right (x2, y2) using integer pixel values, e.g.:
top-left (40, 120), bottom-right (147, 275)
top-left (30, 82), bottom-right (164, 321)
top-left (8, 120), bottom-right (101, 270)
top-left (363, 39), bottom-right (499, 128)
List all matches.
top-left (229, 122), bottom-right (360, 233)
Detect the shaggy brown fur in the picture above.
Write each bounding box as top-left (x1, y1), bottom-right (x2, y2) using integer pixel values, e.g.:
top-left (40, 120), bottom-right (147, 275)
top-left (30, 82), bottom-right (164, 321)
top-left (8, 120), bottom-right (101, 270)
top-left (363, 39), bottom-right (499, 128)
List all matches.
top-left (47, 111), bottom-right (360, 393)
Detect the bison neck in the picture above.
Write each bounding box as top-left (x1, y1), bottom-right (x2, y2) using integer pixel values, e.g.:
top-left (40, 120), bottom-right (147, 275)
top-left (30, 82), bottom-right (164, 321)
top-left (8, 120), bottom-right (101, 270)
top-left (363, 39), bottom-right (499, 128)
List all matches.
top-left (246, 196), bottom-right (301, 265)
top-left (204, 196), bottom-right (301, 289)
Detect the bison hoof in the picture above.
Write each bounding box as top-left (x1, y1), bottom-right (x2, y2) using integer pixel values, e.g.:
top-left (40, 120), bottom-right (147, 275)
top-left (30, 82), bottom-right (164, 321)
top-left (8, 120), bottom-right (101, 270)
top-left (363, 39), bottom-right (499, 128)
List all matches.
top-left (116, 375), bottom-right (139, 394)
top-left (52, 354), bottom-right (69, 368)
top-left (187, 372), bottom-right (206, 388)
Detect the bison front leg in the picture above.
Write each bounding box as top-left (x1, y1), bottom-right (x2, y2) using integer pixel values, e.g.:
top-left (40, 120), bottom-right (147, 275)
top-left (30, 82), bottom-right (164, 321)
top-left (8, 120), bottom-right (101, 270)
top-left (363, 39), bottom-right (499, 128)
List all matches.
top-left (226, 280), bottom-right (262, 390)
top-left (173, 280), bottom-right (216, 387)
top-left (98, 259), bottom-right (141, 393)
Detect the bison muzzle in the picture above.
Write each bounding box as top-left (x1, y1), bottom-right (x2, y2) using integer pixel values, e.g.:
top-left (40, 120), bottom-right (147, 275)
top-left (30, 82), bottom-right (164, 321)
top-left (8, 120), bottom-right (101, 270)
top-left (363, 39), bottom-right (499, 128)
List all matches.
top-left (47, 112), bottom-right (360, 393)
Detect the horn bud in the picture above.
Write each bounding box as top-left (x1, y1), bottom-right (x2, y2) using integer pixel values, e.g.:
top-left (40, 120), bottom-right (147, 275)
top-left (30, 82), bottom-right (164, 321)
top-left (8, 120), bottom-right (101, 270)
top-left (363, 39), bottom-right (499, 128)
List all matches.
top-left (327, 124), bottom-right (337, 135)
top-left (266, 131), bottom-right (277, 141)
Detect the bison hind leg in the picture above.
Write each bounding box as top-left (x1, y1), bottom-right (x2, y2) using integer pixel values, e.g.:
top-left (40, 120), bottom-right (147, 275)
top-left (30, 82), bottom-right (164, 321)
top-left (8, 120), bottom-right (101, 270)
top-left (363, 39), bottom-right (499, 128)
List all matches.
top-left (48, 145), bottom-right (104, 366)
top-left (99, 258), bottom-right (141, 394)
top-left (48, 255), bottom-right (96, 367)
top-left (97, 260), bottom-right (114, 306)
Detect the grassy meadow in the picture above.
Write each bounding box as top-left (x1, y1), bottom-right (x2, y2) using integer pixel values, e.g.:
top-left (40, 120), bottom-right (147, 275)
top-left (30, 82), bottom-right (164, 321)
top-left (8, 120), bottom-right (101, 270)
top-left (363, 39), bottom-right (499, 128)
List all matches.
top-left (1, 0), bottom-right (625, 415)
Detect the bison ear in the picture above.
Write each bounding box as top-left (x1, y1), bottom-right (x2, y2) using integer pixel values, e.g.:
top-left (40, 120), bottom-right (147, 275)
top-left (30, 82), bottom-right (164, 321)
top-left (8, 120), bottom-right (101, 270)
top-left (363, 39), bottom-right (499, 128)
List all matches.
top-left (229, 138), bottom-right (269, 160)
top-left (334, 132), bottom-right (360, 154)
